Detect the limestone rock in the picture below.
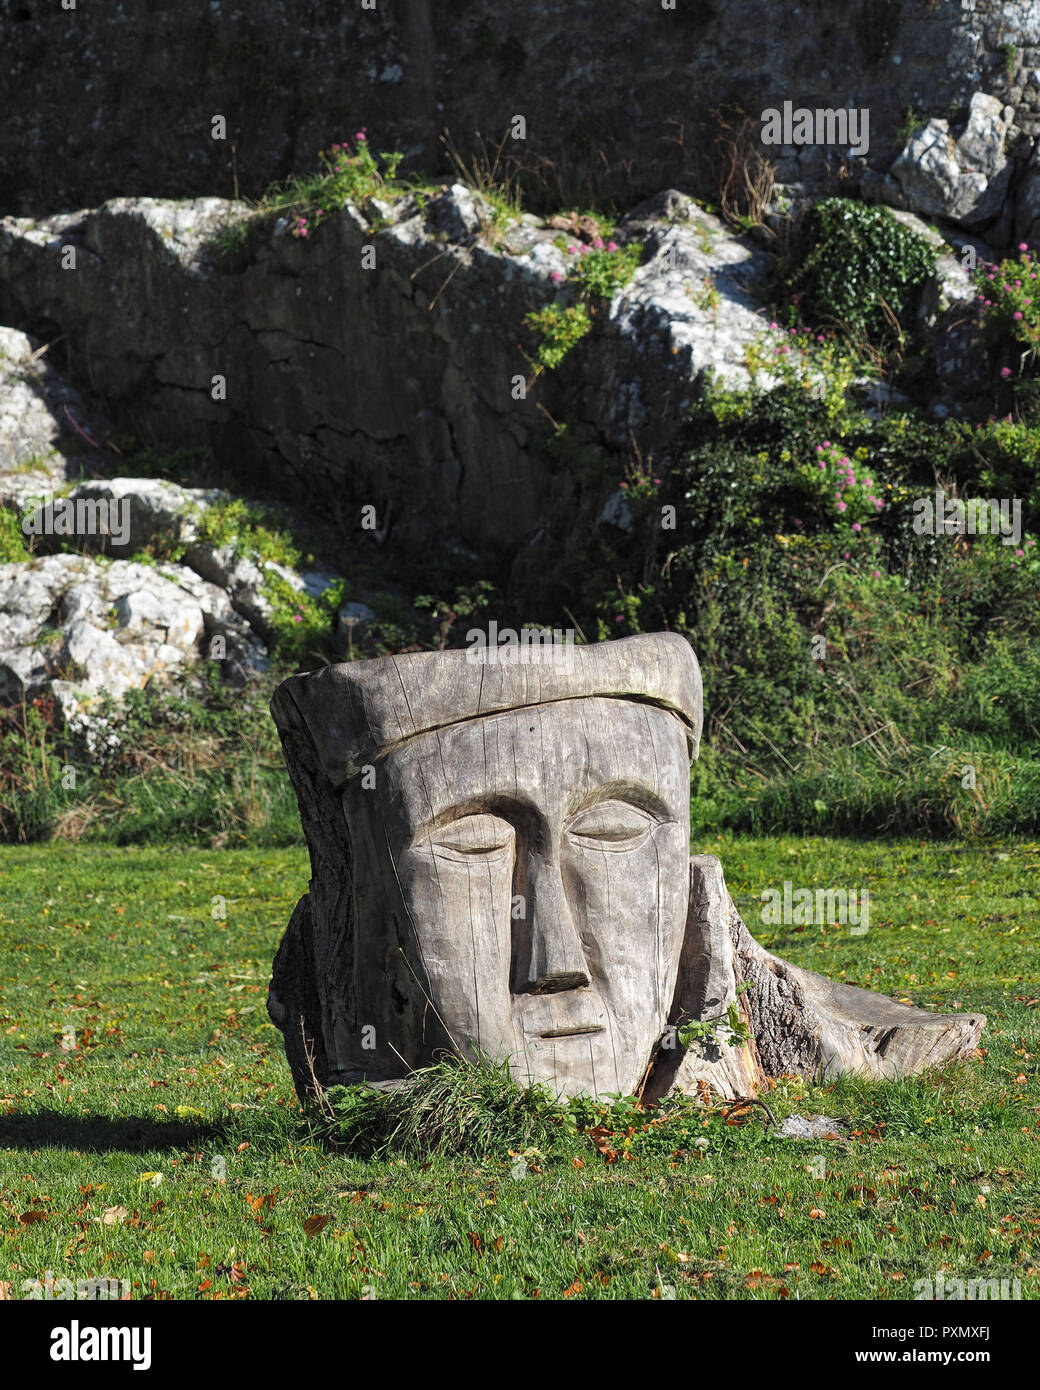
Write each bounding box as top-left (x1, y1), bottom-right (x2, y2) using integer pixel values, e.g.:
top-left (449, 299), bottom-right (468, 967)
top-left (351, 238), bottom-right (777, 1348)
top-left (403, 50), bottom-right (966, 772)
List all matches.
top-left (0, 555), bottom-right (205, 715)
top-left (22, 477), bottom-right (221, 558)
top-left (0, 189), bottom-right (777, 561)
top-left (892, 93), bottom-right (1013, 228)
top-left (887, 211), bottom-right (990, 401)
top-left (0, 325), bottom-right (111, 510)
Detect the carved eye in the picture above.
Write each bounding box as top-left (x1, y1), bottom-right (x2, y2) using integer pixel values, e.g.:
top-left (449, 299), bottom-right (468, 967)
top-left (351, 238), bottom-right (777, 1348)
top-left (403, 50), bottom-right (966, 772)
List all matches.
top-left (567, 801), bottom-right (656, 850)
top-left (427, 813), bottom-right (514, 862)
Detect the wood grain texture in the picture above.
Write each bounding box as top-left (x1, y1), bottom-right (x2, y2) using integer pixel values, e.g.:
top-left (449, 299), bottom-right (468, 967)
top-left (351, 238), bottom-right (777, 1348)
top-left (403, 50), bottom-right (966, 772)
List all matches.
top-left (268, 636), bottom-right (986, 1102)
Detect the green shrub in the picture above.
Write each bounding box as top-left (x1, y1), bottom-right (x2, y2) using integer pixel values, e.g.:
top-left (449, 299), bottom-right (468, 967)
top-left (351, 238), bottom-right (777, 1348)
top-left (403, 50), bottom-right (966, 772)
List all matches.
top-left (783, 198), bottom-right (939, 341)
top-left (974, 244), bottom-right (1040, 369)
top-left (554, 373), bottom-right (1040, 837)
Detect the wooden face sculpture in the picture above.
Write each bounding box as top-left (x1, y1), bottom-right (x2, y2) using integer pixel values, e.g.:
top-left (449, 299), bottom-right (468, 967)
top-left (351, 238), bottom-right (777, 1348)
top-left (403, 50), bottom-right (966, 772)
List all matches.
top-left (268, 633), bottom-right (985, 1102)
top-left (267, 633), bottom-right (703, 1097)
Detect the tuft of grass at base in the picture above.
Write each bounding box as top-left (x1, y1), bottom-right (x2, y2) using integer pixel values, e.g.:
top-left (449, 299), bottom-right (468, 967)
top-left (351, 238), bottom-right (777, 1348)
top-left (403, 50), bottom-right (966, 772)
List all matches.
top-left (323, 1054), bottom-right (568, 1160)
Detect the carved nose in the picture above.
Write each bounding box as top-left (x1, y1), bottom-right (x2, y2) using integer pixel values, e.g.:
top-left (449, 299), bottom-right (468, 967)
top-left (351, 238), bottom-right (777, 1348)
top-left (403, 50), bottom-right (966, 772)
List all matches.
top-left (518, 861), bottom-right (590, 994)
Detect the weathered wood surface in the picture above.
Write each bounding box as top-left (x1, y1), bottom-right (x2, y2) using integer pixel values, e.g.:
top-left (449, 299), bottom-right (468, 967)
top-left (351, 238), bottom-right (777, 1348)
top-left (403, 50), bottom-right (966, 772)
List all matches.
top-left (646, 856), bottom-right (985, 1100)
top-left (268, 634), bottom-right (986, 1102)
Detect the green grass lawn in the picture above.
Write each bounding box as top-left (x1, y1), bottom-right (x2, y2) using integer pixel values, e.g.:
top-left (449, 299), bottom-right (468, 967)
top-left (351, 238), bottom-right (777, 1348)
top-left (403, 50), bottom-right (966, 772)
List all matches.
top-left (1, 836), bottom-right (1038, 1301)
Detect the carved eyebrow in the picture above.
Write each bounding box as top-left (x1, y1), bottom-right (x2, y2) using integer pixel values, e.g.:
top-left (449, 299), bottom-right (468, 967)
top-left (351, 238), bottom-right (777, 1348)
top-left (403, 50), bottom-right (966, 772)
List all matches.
top-left (566, 782), bottom-right (673, 823)
top-left (416, 797), bottom-right (539, 841)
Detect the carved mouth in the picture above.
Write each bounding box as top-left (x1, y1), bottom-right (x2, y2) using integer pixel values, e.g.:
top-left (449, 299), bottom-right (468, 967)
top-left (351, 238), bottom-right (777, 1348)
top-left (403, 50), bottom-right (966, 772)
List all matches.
top-left (538, 1024), bottom-right (605, 1039)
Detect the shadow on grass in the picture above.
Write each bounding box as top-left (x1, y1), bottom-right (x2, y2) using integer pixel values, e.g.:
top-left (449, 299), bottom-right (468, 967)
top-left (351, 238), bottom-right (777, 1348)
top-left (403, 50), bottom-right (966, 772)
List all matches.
top-left (0, 1110), bottom-right (229, 1153)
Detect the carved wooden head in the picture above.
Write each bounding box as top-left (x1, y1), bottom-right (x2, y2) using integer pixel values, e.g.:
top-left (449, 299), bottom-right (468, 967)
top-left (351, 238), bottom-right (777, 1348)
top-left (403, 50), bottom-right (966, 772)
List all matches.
top-left (269, 633), bottom-right (703, 1097)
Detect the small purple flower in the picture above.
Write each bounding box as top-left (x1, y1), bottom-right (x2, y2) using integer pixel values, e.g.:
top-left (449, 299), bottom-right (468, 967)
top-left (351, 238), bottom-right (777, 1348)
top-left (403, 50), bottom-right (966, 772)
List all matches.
top-left (1001, 367), bottom-right (1012, 378)
top-left (550, 270), bottom-right (563, 283)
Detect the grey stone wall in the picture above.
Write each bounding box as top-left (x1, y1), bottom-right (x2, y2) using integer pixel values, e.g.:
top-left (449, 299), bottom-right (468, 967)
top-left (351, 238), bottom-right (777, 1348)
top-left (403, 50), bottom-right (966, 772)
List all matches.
top-left (1, 0), bottom-right (1036, 215)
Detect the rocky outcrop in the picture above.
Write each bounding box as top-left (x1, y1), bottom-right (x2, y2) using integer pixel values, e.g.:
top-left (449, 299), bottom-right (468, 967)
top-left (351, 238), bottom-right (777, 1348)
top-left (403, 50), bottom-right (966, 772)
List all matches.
top-left (1, 554), bottom-right (203, 709)
top-left (0, 331), bottom-right (306, 721)
top-left (0, 189), bottom-right (774, 558)
top-left (892, 93), bottom-right (1014, 228)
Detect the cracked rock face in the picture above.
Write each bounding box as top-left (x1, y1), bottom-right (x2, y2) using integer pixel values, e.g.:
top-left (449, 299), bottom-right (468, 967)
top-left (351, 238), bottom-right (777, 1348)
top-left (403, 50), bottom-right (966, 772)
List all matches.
top-left (0, 188), bottom-right (776, 559)
top-left (0, 181), bottom-right (996, 566)
top-left (0, 0), bottom-right (1021, 217)
top-left (0, 326), bottom-right (109, 509)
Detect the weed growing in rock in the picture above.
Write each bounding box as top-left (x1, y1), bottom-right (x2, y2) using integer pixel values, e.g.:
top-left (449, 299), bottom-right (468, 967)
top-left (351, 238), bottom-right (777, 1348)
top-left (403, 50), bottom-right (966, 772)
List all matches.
top-left (524, 238), bottom-right (642, 377)
top-left (524, 302), bottom-right (592, 372)
top-left (287, 132), bottom-right (404, 239)
top-left (208, 131), bottom-right (411, 264)
top-left (442, 128), bottom-right (524, 238)
top-left (567, 239), bottom-right (642, 299)
top-left (739, 323), bottom-right (859, 418)
top-left (0, 506), bottom-right (28, 562)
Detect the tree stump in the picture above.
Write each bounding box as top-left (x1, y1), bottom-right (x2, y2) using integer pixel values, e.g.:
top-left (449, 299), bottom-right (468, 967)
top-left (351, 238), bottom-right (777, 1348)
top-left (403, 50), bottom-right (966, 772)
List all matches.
top-left (267, 633), bottom-right (985, 1101)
